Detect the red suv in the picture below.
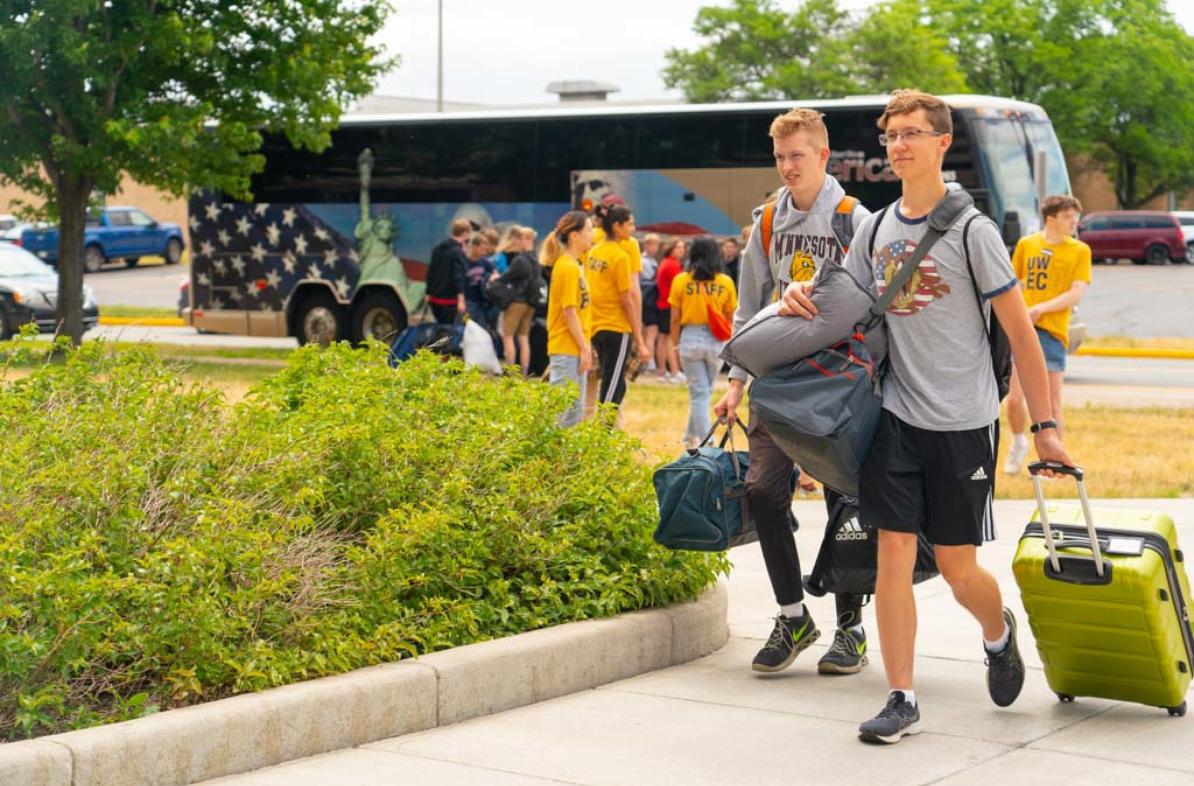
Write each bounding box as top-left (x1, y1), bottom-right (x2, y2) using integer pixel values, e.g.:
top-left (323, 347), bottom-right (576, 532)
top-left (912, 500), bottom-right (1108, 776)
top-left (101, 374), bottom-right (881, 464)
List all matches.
top-left (1078, 211), bottom-right (1188, 265)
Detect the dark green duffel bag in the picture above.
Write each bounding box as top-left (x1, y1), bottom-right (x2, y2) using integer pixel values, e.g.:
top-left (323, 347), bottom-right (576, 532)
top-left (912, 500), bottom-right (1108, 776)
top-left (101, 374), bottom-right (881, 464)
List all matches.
top-left (652, 418), bottom-right (797, 551)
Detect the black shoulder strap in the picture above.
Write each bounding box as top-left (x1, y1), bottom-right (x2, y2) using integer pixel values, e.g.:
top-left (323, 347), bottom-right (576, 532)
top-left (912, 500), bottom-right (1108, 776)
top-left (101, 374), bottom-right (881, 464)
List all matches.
top-left (961, 213), bottom-right (991, 333)
top-left (867, 205), bottom-right (890, 257)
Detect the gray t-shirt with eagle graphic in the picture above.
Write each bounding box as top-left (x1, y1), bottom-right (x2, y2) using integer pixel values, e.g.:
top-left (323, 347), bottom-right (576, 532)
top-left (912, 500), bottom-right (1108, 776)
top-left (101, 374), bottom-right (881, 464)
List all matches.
top-left (843, 201), bottom-right (1017, 432)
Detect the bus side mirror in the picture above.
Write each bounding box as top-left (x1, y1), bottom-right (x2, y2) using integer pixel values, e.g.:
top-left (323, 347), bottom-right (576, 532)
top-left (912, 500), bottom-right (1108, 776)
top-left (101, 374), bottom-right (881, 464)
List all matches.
top-left (1002, 211), bottom-right (1022, 246)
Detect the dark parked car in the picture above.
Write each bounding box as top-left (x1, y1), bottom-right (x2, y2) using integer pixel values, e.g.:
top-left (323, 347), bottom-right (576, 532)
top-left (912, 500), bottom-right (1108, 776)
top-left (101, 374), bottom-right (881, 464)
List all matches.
top-left (1078, 210), bottom-right (1188, 265)
top-left (0, 242), bottom-right (99, 339)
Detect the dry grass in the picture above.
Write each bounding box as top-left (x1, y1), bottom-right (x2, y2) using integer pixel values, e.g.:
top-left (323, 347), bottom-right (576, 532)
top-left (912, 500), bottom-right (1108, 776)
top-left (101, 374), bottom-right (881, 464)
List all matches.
top-left (10, 353), bottom-right (1189, 499)
top-left (618, 379), bottom-right (1194, 499)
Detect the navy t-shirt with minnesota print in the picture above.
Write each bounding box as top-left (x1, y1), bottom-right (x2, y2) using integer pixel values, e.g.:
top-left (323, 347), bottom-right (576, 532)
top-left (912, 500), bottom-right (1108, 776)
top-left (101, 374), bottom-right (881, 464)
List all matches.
top-left (843, 201), bottom-right (1017, 432)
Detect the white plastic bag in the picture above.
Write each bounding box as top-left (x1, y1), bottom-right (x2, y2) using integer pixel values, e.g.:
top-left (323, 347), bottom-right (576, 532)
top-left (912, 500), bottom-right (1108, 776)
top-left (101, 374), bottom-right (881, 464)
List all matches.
top-left (462, 318), bottom-right (503, 375)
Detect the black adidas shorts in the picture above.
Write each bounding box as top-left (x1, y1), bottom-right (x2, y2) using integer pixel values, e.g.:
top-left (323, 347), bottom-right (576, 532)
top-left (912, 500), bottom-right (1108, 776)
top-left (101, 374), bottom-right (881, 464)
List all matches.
top-left (859, 409), bottom-right (998, 547)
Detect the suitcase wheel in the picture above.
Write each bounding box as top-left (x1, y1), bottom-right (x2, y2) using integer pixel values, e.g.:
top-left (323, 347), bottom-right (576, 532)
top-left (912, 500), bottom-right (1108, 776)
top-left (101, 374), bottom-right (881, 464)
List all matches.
top-left (1056, 693), bottom-right (1075, 704)
top-left (1167, 701), bottom-right (1187, 718)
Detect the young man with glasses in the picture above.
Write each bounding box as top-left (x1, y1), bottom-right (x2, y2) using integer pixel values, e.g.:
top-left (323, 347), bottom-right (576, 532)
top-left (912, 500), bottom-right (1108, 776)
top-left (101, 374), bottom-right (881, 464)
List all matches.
top-left (781, 90), bottom-right (1076, 744)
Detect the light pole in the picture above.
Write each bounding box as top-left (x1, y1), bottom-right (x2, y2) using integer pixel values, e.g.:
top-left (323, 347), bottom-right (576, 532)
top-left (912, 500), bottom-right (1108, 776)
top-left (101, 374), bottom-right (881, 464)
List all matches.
top-left (436, 0), bottom-right (443, 112)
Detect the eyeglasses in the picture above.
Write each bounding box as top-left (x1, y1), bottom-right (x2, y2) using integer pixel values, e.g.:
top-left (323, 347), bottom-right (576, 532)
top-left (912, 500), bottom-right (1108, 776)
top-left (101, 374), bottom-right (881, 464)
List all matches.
top-left (878, 129), bottom-right (945, 146)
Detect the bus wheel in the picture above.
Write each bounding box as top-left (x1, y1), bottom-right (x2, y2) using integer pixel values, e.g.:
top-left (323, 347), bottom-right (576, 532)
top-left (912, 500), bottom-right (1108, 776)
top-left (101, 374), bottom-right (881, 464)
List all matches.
top-left (295, 290), bottom-right (345, 347)
top-left (351, 290), bottom-right (407, 345)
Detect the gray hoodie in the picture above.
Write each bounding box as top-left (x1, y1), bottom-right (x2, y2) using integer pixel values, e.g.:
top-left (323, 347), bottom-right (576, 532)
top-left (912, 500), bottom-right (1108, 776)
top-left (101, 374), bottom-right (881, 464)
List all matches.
top-left (729, 175), bottom-right (871, 383)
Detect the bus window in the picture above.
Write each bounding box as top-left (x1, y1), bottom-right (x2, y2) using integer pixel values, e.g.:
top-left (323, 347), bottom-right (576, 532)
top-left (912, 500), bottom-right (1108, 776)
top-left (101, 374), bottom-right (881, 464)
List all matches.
top-left (971, 116), bottom-right (1041, 236)
top-left (1023, 120), bottom-right (1071, 198)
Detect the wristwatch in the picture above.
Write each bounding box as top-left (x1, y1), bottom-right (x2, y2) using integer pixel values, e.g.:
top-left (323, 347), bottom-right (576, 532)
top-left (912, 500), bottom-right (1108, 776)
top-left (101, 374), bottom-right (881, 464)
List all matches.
top-left (1030, 420), bottom-right (1058, 434)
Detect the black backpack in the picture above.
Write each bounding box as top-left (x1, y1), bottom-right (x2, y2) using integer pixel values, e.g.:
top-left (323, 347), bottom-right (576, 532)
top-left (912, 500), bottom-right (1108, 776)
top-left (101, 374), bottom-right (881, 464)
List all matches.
top-left (867, 202), bottom-right (1012, 402)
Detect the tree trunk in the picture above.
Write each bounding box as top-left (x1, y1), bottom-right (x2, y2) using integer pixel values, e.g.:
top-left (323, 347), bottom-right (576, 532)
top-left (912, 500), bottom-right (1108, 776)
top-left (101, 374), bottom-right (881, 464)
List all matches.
top-left (55, 175), bottom-right (93, 347)
top-left (1124, 157), bottom-right (1138, 209)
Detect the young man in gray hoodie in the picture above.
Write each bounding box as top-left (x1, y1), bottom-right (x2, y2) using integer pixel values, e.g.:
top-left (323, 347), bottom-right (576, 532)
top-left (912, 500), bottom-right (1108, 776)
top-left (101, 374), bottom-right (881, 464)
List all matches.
top-left (714, 107), bottom-right (872, 676)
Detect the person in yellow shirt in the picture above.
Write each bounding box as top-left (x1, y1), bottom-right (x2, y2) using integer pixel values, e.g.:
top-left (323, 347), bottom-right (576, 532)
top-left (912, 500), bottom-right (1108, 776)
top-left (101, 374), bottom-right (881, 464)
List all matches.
top-left (587, 205), bottom-right (651, 411)
top-left (585, 195), bottom-right (645, 416)
top-left (669, 237), bottom-right (738, 448)
top-left (540, 210), bottom-right (594, 427)
top-left (1003, 194), bottom-right (1092, 474)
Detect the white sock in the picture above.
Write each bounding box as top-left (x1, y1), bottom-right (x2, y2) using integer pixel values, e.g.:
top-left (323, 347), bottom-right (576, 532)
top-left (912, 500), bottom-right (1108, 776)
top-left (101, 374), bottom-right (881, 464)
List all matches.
top-left (893, 689), bottom-right (917, 707)
top-left (848, 624), bottom-right (865, 636)
top-left (780, 603), bottom-right (806, 620)
top-left (1012, 434), bottom-right (1028, 450)
top-left (984, 623), bottom-right (1010, 653)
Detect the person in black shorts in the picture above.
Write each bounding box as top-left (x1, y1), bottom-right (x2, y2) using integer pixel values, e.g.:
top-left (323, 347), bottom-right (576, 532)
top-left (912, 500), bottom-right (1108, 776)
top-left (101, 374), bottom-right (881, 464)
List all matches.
top-left (782, 90), bottom-right (1077, 745)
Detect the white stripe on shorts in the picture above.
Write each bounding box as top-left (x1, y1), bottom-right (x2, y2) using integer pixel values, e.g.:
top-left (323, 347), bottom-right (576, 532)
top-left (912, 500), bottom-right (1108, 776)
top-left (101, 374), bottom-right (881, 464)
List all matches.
top-left (984, 422), bottom-right (997, 541)
top-left (603, 333), bottom-right (630, 404)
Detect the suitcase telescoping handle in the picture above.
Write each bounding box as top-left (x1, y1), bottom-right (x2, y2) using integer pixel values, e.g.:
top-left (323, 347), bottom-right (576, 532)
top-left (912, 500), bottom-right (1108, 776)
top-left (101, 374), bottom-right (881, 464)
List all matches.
top-left (1028, 461), bottom-right (1104, 578)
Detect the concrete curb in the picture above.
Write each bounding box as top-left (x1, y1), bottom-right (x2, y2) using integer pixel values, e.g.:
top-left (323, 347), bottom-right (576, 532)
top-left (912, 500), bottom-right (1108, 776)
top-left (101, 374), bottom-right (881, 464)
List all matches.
top-left (1074, 345), bottom-right (1194, 360)
top-left (5, 582), bottom-right (728, 786)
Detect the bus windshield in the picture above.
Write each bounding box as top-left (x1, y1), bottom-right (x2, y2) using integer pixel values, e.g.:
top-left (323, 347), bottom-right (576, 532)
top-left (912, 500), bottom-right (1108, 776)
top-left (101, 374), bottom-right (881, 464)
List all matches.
top-left (970, 114), bottom-right (1069, 236)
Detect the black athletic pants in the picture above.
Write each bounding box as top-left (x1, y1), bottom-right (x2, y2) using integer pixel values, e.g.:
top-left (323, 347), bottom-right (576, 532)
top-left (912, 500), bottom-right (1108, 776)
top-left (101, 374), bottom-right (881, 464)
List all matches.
top-left (746, 412), bottom-right (862, 627)
top-left (591, 330), bottom-right (631, 409)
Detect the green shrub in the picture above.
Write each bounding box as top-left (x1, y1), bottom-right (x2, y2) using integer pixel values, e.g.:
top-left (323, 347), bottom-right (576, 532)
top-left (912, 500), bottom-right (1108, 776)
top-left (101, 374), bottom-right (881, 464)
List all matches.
top-left (0, 340), bottom-right (727, 739)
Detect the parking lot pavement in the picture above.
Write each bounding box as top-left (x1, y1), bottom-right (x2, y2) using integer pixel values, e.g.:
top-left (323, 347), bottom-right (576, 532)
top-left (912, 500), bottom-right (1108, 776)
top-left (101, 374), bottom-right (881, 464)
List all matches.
top-left (202, 499), bottom-right (1194, 786)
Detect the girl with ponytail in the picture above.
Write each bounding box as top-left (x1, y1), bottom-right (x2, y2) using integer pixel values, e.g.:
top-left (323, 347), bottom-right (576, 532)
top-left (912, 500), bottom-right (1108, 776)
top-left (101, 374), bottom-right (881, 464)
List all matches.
top-left (543, 210), bottom-right (594, 426)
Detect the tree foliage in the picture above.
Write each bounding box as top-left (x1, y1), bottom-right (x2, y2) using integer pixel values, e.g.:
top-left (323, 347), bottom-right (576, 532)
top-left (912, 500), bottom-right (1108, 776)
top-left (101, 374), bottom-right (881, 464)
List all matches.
top-left (664, 0), bottom-right (1194, 208)
top-left (0, 0), bottom-right (393, 343)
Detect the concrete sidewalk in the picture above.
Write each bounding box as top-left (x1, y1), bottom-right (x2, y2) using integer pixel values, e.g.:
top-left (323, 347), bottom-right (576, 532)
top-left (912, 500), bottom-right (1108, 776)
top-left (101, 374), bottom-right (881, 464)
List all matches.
top-left (203, 497), bottom-right (1194, 786)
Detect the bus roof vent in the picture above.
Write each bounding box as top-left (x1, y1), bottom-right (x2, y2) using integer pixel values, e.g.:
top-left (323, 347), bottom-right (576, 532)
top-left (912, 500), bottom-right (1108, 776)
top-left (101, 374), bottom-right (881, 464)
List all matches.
top-left (546, 80), bottom-right (621, 103)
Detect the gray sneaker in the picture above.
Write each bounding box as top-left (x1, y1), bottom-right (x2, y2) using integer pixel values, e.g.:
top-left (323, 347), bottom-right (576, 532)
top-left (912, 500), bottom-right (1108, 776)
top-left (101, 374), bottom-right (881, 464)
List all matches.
top-left (751, 613), bottom-right (820, 673)
top-left (858, 691), bottom-right (922, 744)
top-left (817, 627), bottom-right (868, 674)
top-left (986, 608), bottom-right (1026, 707)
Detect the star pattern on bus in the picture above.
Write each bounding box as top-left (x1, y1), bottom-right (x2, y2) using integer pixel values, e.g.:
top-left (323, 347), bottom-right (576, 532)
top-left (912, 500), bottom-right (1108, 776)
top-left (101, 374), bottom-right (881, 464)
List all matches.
top-left (187, 194), bottom-right (360, 312)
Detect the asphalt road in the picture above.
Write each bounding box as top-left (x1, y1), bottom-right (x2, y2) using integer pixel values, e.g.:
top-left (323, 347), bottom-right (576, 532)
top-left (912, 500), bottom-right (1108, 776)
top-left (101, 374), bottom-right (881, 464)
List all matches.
top-left (90, 257), bottom-right (1194, 338)
top-left (1078, 261), bottom-right (1194, 338)
top-left (86, 258), bottom-right (185, 310)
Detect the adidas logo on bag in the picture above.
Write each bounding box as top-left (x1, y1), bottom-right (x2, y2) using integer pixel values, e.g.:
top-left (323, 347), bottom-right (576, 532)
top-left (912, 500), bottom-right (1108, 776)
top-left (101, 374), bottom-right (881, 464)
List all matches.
top-left (835, 517), bottom-right (869, 542)
top-left (970, 467), bottom-right (988, 481)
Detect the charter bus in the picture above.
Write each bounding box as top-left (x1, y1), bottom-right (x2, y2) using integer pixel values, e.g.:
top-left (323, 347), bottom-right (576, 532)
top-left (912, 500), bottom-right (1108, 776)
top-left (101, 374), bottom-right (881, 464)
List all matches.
top-left (184, 95), bottom-right (1071, 346)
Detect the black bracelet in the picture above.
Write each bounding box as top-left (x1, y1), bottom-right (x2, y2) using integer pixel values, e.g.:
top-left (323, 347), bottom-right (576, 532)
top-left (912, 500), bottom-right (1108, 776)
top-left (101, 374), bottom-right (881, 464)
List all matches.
top-left (1030, 420), bottom-right (1057, 434)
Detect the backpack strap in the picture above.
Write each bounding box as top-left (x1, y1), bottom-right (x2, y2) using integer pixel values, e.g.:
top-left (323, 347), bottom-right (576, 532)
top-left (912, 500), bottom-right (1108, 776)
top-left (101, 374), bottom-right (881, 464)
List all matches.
top-left (961, 212), bottom-right (994, 333)
top-left (831, 195), bottom-right (859, 255)
top-left (960, 213), bottom-right (1007, 393)
top-left (760, 199), bottom-right (777, 257)
top-left (867, 205), bottom-right (890, 257)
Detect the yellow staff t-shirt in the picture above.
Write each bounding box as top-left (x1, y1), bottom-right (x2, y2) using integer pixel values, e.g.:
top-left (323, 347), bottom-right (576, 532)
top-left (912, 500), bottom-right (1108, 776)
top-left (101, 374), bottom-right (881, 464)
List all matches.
top-left (546, 254), bottom-right (591, 357)
top-left (1012, 233), bottom-right (1092, 348)
top-left (586, 240), bottom-right (633, 334)
top-left (588, 229), bottom-right (640, 275)
top-left (669, 272), bottom-right (738, 328)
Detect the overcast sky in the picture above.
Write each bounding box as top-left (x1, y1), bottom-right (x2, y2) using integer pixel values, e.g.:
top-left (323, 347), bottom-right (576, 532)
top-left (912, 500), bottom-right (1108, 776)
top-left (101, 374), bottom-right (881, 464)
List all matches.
top-left (372, 0), bottom-right (1194, 105)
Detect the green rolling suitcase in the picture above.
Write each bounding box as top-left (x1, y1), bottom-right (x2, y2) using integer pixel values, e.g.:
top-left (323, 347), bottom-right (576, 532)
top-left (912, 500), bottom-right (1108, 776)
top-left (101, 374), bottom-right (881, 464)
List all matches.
top-left (1012, 462), bottom-right (1193, 716)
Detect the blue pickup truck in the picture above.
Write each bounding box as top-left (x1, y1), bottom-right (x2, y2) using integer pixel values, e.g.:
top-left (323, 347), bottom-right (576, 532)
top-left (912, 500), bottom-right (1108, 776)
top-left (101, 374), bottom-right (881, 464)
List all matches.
top-left (22, 206), bottom-right (186, 272)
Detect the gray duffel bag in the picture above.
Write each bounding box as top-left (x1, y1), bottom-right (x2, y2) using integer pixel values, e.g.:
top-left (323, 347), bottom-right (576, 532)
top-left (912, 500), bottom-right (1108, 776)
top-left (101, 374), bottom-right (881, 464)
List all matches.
top-left (744, 189), bottom-right (977, 495)
top-left (719, 263), bottom-right (886, 379)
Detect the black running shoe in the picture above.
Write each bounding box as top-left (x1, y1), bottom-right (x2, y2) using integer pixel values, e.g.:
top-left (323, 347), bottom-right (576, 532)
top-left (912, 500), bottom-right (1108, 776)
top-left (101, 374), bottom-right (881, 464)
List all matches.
top-left (986, 607), bottom-right (1025, 707)
top-left (751, 612), bottom-right (820, 673)
top-left (817, 627), bottom-right (868, 674)
top-left (858, 691), bottom-right (922, 744)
